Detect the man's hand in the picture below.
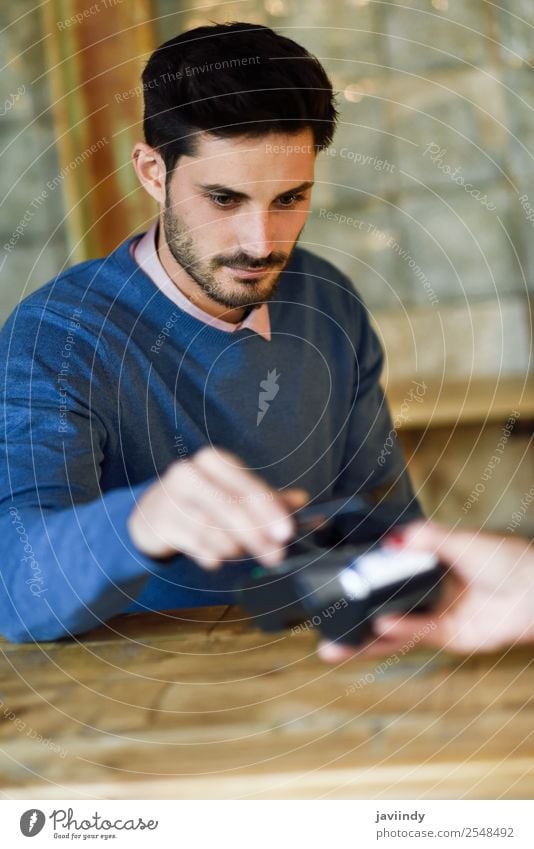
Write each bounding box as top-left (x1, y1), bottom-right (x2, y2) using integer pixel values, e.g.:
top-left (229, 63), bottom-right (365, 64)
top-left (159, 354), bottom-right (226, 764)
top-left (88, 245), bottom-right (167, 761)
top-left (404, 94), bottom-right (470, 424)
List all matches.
top-left (318, 521), bottom-right (534, 662)
top-left (128, 446), bottom-right (308, 569)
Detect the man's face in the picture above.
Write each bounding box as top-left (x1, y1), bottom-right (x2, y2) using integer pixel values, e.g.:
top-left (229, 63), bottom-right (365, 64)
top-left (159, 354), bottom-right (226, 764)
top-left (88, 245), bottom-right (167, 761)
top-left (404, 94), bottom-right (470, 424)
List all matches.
top-left (162, 128), bottom-right (316, 310)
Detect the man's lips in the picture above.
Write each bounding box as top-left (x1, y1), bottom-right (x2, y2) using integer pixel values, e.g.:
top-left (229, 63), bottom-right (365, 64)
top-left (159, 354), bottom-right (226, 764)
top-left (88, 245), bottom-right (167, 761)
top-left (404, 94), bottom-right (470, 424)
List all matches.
top-left (224, 265), bottom-right (272, 279)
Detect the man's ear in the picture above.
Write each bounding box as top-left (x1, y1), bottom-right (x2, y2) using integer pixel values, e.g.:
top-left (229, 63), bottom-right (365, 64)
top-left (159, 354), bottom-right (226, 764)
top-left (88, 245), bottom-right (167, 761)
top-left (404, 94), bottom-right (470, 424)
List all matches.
top-left (131, 142), bottom-right (166, 204)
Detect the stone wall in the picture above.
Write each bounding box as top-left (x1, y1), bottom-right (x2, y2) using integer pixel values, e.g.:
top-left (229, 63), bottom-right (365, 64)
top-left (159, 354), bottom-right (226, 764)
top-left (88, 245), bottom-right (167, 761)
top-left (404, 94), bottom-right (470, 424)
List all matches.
top-left (0, 2), bottom-right (69, 323)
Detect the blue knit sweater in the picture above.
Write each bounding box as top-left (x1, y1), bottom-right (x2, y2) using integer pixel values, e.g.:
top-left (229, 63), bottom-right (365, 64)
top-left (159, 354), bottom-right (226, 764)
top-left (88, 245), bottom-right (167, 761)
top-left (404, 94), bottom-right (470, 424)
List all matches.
top-left (0, 236), bottom-right (420, 642)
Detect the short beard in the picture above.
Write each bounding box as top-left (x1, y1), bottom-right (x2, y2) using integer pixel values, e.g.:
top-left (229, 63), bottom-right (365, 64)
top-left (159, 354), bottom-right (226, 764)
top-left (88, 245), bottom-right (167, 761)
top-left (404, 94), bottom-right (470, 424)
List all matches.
top-left (162, 194), bottom-right (297, 310)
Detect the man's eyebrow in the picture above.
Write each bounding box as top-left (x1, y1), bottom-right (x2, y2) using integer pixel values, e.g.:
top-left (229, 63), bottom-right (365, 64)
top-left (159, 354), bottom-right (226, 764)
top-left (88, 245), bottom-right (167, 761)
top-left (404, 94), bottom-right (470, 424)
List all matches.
top-left (195, 181), bottom-right (314, 200)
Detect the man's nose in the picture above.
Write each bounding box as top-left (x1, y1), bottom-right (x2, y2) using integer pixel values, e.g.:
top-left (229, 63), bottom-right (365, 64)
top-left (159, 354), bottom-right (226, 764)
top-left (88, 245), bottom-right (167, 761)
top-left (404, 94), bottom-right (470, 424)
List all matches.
top-left (237, 210), bottom-right (275, 259)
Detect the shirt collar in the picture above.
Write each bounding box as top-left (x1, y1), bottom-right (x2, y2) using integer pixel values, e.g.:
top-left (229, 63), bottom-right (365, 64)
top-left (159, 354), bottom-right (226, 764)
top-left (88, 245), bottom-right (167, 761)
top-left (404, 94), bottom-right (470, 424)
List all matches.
top-left (131, 222), bottom-right (271, 341)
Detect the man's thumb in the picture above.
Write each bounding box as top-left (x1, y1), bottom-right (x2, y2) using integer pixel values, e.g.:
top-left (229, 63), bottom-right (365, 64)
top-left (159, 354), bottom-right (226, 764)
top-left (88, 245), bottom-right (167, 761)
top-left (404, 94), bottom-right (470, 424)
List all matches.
top-left (279, 488), bottom-right (309, 510)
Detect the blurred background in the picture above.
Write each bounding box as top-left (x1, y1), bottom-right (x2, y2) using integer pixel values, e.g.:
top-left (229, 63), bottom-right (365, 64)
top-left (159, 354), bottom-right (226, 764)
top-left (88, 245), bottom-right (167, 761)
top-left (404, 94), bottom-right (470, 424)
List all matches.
top-left (1, 0), bottom-right (533, 534)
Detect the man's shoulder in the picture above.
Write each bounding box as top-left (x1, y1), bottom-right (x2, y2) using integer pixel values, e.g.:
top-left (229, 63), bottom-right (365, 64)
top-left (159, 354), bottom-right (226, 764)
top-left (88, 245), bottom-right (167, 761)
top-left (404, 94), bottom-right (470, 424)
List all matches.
top-left (290, 245), bottom-right (352, 282)
top-left (3, 243), bottom-right (132, 334)
top-left (285, 246), bottom-right (364, 314)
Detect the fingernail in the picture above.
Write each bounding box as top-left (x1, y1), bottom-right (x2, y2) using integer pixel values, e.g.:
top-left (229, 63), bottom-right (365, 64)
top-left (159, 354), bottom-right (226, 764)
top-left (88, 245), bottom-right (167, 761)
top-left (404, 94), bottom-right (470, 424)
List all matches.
top-left (198, 555), bottom-right (219, 570)
top-left (261, 550), bottom-right (282, 567)
top-left (270, 520), bottom-right (292, 541)
top-left (374, 615), bottom-right (397, 633)
top-left (386, 531), bottom-right (406, 547)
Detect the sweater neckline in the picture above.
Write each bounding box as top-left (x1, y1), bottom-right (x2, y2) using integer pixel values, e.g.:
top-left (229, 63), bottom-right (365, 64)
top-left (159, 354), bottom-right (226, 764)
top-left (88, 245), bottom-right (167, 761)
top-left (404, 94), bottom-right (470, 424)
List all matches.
top-left (110, 235), bottom-right (276, 345)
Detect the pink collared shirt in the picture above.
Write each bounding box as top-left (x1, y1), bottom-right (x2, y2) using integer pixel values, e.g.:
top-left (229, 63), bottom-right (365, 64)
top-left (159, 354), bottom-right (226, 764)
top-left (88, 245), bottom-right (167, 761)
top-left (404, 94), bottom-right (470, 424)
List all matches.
top-left (130, 222), bottom-right (271, 341)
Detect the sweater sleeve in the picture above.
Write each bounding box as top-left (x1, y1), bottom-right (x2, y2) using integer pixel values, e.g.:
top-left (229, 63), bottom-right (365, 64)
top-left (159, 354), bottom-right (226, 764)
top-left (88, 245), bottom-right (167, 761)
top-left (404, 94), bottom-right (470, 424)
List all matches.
top-left (0, 302), bottom-right (167, 643)
top-left (331, 292), bottom-right (424, 532)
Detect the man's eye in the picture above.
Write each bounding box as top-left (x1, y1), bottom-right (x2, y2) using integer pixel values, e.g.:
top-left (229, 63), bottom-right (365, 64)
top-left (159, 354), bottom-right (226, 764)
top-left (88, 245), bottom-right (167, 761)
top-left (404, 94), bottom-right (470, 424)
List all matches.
top-left (208, 193), bottom-right (236, 207)
top-left (207, 192), bottom-right (307, 208)
top-left (277, 193), bottom-right (306, 207)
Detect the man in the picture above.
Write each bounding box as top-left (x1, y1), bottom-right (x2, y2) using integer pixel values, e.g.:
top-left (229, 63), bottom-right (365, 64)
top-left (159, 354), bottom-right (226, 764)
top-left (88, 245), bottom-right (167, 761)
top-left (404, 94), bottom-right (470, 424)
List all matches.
top-left (0, 22), bottom-right (420, 643)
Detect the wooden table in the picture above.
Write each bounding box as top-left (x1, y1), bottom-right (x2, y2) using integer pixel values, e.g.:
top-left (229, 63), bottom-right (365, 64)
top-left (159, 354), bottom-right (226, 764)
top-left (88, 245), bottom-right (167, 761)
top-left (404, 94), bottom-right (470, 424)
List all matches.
top-left (1, 606), bottom-right (533, 800)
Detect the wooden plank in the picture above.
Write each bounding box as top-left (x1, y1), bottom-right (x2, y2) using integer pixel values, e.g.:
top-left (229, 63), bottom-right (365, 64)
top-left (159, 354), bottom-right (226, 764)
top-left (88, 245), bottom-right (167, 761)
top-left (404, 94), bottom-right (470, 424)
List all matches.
top-left (2, 713), bottom-right (534, 797)
top-left (2, 652), bottom-right (532, 740)
top-left (40, 0), bottom-right (158, 260)
top-left (6, 758), bottom-right (534, 800)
